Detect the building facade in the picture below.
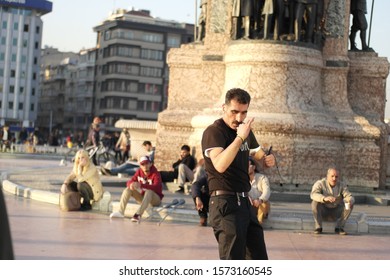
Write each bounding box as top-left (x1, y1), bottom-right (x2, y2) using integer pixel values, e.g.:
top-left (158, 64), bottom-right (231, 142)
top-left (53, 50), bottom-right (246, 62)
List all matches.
top-left (93, 9), bottom-right (194, 131)
top-left (0, 0), bottom-right (52, 131)
top-left (38, 47), bottom-right (95, 144)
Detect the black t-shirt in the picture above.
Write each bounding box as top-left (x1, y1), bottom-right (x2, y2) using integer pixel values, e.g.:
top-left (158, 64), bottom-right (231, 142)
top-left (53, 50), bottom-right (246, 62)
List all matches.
top-left (201, 118), bottom-right (260, 193)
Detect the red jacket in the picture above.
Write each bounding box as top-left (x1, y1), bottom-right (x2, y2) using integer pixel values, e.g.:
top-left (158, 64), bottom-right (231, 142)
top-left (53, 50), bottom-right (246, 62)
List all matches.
top-left (126, 165), bottom-right (164, 200)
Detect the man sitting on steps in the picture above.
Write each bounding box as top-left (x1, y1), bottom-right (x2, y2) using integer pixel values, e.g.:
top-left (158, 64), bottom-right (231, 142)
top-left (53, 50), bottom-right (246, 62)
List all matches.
top-left (109, 156), bottom-right (163, 223)
top-left (159, 145), bottom-right (196, 193)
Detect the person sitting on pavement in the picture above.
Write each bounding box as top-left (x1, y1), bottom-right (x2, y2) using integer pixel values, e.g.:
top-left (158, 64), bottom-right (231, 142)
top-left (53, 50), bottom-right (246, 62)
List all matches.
top-left (159, 144), bottom-right (196, 192)
top-left (142, 140), bottom-right (155, 163)
top-left (61, 149), bottom-right (104, 211)
top-left (191, 172), bottom-right (209, 226)
top-left (110, 155), bottom-right (164, 223)
top-left (101, 140), bottom-right (155, 176)
top-left (310, 167), bottom-right (355, 235)
top-left (248, 157), bottom-right (271, 224)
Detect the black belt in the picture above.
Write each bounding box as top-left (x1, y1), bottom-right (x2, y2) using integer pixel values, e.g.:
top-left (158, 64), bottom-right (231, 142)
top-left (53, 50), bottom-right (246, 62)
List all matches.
top-left (211, 190), bottom-right (249, 197)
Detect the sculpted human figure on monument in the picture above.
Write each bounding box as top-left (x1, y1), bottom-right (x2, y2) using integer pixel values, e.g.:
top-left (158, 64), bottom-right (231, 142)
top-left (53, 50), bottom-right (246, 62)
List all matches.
top-left (294, 0), bottom-right (318, 43)
top-left (232, 0), bottom-right (255, 39)
top-left (252, 0), bottom-right (264, 37)
top-left (196, 0), bottom-right (207, 42)
top-left (272, 0), bottom-right (295, 41)
top-left (262, 0), bottom-right (274, 39)
top-left (349, 0), bottom-right (374, 52)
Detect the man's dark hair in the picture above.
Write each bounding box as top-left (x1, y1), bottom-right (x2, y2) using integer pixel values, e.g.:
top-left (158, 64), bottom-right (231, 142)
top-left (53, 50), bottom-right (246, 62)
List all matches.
top-left (142, 140), bottom-right (152, 146)
top-left (225, 88), bottom-right (251, 105)
top-left (181, 145), bottom-right (191, 152)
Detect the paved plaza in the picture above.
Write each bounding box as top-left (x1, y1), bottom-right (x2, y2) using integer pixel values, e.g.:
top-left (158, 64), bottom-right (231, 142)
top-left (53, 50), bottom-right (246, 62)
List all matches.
top-left (1, 155), bottom-right (390, 260)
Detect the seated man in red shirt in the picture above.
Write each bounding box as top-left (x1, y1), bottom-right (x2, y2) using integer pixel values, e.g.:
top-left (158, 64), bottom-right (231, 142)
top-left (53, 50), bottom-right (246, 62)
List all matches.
top-left (109, 155), bottom-right (163, 223)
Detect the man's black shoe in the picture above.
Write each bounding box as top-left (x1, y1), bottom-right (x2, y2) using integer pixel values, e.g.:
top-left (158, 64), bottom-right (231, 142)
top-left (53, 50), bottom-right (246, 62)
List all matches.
top-left (175, 187), bottom-right (184, 193)
top-left (335, 228), bottom-right (347, 235)
top-left (314, 228), bottom-right (322, 234)
top-left (80, 204), bottom-right (92, 211)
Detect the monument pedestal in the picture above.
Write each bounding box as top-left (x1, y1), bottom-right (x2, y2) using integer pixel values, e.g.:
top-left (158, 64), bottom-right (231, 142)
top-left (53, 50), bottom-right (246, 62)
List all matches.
top-left (155, 0), bottom-right (389, 190)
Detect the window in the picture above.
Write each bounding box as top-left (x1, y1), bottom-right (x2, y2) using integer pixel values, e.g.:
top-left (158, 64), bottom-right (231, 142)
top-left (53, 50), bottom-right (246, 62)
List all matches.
top-left (32, 88), bottom-right (35, 96)
top-left (167, 36), bottom-right (180, 48)
top-left (0, 53), bottom-right (5, 61)
top-left (11, 54), bottom-right (16, 62)
top-left (35, 41), bottom-right (39, 49)
top-left (12, 38), bottom-right (17, 46)
top-left (34, 57), bottom-right (37, 64)
top-left (2, 21), bottom-right (7, 29)
top-left (9, 85), bottom-right (14, 93)
top-left (13, 22), bottom-right (18, 30)
top-left (19, 102), bottom-right (23, 110)
top-left (10, 70), bottom-right (15, 77)
top-left (19, 86), bottom-right (24, 94)
top-left (30, 103), bottom-right (34, 111)
top-left (8, 101), bottom-right (13, 109)
top-left (142, 32), bottom-right (163, 43)
top-left (36, 26), bottom-right (40, 34)
top-left (141, 49), bottom-right (163, 60)
top-left (24, 24), bottom-right (29, 32)
top-left (1, 37), bottom-right (5, 45)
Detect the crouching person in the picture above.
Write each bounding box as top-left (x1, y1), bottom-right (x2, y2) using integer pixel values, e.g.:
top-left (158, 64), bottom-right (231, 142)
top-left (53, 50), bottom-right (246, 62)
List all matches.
top-left (110, 156), bottom-right (163, 223)
top-left (61, 149), bottom-right (104, 211)
top-left (310, 167), bottom-right (354, 235)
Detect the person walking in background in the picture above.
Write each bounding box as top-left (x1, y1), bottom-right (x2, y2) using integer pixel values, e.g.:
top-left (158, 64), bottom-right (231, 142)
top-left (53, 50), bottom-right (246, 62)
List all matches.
top-left (248, 157), bottom-right (271, 224)
top-left (112, 131), bottom-right (122, 163)
top-left (61, 149), bottom-right (104, 211)
top-left (86, 123), bottom-right (100, 165)
top-left (109, 156), bottom-right (163, 223)
top-left (1, 125), bottom-right (11, 152)
top-left (201, 88), bottom-right (275, 260)
top-left (116, 128), bottom-right (131, 163)
top-left (310, 167), bottom-right (355, 235)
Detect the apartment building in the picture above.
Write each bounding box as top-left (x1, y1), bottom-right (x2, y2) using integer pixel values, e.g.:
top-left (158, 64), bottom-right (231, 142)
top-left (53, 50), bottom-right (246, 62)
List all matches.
top-left (38, 47), bottom-right (95, 143)
top-left (93, 9), bottom-right (194, 131)
top-left (0, 0), bottom-right (52, 130)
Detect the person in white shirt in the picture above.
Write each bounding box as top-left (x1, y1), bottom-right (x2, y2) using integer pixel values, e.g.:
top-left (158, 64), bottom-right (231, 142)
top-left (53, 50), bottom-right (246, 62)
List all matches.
top-left (248, 157), bottom-right (271, 224)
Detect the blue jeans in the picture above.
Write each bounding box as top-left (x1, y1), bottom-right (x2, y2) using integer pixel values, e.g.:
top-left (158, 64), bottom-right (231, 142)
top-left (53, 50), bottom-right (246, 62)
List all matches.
top-left (110, 162), bottom-right (138, 175)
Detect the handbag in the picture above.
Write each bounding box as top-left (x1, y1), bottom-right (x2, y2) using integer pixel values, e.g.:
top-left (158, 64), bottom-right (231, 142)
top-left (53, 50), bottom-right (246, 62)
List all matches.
top-left (59, 191), bottom-right (81, 211)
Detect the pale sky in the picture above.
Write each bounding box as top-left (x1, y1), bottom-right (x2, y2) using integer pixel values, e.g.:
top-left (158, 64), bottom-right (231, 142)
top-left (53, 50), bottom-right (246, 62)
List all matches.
top-left (41, 0), bottom-right (390, 117)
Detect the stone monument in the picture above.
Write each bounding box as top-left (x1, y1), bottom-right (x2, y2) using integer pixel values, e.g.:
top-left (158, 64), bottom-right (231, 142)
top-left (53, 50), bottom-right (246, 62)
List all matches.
top-left (155, 0), bottom-right (389, 190)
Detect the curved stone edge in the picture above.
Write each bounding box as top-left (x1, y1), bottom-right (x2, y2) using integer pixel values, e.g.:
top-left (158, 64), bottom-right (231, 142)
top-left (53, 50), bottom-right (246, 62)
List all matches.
top-left (1, 178), bottom-right (389, 233)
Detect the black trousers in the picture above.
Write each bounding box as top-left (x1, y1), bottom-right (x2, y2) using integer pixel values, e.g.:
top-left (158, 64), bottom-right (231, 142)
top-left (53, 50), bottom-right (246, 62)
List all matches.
top-left (69, 181), bottom-right (94, 206)
top-left (160, 170), bottom-right (178, 182)
top-left (209, 194), bottom-right (268, 260)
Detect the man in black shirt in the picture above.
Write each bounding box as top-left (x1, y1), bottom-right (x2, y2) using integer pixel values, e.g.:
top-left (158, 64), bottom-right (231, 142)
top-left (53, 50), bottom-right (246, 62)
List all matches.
top-left (160, 145), bottom-right (196, 192)
top-left (201, 88), bottom-right (274, 260)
